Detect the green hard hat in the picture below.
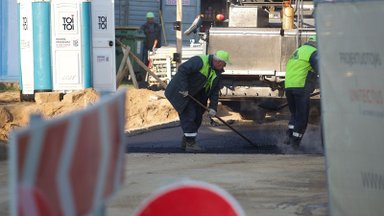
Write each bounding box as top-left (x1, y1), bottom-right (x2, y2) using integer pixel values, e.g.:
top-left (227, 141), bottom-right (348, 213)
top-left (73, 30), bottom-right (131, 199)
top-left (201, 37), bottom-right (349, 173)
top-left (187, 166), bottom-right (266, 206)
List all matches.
top-left (215, 50), bottom-right (231, 65)
top-left (146, 12), bottom-right (155, 18)
top-left (308, 35), bottom-right (317, 41)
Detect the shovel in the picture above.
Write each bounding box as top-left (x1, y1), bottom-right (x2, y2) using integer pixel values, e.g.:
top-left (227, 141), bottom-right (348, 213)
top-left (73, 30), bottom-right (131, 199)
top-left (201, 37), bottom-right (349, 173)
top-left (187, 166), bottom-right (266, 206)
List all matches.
top-left (258, 91), bottom-right (320, 111)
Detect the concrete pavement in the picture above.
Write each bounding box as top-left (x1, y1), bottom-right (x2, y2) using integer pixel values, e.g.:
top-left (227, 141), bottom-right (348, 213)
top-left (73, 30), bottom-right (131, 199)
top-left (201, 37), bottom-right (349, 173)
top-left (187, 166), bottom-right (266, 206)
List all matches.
top-left (0, 153), bottom-right (328, 216)
top-left (106, 154), bottom-right (328, 216)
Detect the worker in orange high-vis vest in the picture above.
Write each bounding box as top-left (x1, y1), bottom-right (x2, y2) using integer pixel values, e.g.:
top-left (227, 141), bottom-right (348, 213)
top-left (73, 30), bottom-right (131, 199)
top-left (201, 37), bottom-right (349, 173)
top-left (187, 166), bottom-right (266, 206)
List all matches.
top-left (284, 35), bottom-right (319, 148)
top-left (165, 50), bottom-right (231, 152)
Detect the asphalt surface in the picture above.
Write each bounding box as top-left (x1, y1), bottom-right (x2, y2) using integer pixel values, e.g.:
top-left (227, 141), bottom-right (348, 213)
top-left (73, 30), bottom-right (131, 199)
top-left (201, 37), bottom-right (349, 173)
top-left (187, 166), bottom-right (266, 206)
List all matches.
top-left (0, 114), bottom-right (327, 216)
top-left (126, 118), bottom-right (324, 155)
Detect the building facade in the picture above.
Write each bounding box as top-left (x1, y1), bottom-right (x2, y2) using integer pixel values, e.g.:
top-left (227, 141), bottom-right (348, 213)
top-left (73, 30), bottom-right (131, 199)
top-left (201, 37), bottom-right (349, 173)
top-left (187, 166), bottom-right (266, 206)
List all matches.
top-left (0, 0), bottom-right (19, 81)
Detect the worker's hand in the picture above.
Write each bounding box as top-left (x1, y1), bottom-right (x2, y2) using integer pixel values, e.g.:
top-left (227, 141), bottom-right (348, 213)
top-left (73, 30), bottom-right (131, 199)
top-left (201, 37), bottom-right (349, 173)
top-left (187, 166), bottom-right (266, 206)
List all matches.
top-left (152, 47), bottom-right (157, 53)
top-left (208, 108), bottom-right (217, 117)
top-left (178, 91), bottom-right (189, 97)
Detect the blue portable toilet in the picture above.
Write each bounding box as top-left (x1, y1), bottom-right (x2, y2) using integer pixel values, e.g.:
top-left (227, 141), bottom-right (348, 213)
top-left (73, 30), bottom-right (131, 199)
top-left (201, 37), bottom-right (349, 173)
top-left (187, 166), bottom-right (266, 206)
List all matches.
top-left (18, 0), bottom-right (52, 101)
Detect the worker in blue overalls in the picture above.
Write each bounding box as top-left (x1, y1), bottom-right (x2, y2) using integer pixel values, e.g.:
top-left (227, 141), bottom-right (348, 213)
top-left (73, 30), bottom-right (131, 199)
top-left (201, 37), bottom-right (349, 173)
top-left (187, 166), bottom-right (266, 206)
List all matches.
top-left (165, 50), bottom-right (231, 152)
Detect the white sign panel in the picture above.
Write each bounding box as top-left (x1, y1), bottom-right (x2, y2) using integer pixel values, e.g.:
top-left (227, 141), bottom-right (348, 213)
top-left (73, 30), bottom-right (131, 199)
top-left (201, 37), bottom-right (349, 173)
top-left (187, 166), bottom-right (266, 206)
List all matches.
top-left (316, 1), bottom-right (384, 215)
top-left (165, 0), bottom-right (190, 6)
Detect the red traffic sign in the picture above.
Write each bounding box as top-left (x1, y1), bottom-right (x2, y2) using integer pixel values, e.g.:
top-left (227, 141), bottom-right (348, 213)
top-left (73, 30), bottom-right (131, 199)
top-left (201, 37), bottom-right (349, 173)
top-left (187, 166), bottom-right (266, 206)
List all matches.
top-left (134, 180), bottom-right (245, 216)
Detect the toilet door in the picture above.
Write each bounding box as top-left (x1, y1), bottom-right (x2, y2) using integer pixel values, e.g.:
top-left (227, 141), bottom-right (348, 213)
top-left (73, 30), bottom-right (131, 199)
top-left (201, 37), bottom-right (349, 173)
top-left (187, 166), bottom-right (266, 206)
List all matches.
top-left (92, 0), bottom-right (116, 92)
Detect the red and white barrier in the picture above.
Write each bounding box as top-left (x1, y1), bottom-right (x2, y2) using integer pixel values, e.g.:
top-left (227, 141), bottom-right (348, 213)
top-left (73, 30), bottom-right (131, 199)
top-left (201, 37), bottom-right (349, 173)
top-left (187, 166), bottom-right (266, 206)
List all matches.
top-left (9, 89), bottom-right (127, 216)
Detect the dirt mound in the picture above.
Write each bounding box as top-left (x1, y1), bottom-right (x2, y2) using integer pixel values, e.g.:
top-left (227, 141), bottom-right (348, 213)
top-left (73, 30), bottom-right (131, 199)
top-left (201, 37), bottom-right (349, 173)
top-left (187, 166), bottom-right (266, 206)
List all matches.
top-left (125, 88), bottom-right (242, 130)
top-left (125, 89), bottom-right (178, 129)
top-left (0, 88), bottom-right (167, 141)
top-left (0, 87), bottom-right (242, 143)
top-left (0, 89), bottom-right (100, 142)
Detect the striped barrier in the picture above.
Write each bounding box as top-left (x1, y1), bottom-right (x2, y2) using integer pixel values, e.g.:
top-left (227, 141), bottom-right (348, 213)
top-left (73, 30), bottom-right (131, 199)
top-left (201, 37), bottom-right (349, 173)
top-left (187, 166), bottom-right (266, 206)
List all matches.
top-left (9, 89), bottom-right (126, 216)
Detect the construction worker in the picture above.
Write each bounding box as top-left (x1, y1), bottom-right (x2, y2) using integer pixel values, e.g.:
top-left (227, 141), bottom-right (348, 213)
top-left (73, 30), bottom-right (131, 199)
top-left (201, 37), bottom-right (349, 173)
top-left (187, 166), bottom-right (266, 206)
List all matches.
top-left (284, 35), bottom-right (319, 148)
top-left (165, 50), bottom-right (231, 152)
top-left (141, 11), bottom-right (162, 66)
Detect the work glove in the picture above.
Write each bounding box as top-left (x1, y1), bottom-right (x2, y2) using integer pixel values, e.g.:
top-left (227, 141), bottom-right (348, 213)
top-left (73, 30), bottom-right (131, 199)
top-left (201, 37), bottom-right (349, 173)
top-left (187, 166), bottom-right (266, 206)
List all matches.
top-left (178, 91), bottom-right (189, 97)
top-left (208, 108), bottom-right (217, 117)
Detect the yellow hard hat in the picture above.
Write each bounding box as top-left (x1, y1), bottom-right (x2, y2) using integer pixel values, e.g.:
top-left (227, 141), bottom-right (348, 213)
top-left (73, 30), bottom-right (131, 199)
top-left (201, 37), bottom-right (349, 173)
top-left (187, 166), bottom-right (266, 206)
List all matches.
top-left (146, 12), bottom-right (155, 18)
top-left (215, 50), bottom-right (231, 65)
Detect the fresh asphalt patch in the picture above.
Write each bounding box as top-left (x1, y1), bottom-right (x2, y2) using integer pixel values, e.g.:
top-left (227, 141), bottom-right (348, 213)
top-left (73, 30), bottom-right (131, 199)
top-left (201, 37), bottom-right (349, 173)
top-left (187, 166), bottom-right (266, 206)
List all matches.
top-left (126, 121), bottom-right (323, 155)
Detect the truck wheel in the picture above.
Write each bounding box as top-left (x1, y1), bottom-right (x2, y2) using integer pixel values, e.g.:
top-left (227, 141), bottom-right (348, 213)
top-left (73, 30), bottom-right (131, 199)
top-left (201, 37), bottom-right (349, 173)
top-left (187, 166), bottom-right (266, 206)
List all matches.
top-left (253, 107), bottom-right (267, 124)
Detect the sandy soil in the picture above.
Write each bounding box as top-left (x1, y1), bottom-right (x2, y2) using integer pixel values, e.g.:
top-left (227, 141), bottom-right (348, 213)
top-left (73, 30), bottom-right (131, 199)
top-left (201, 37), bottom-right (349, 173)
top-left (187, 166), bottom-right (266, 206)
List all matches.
top-left (0, 87), bottom-right (242, 143)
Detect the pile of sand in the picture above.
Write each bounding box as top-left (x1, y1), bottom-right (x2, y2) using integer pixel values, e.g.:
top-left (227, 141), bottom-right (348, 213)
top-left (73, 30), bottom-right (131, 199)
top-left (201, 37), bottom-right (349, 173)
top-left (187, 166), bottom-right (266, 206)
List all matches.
top-left (125, 88), bottom-right (178, 129)
top-left (0, 89), bottom-right (100, 142)
top-left (0, 87), bottom-right (242, 142)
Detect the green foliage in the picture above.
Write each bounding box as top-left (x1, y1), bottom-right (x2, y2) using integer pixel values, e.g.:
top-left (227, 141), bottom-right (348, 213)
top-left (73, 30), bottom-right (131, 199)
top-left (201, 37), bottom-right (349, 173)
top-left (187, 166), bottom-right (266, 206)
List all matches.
top-left (0, 83), bottom-right (19, 92)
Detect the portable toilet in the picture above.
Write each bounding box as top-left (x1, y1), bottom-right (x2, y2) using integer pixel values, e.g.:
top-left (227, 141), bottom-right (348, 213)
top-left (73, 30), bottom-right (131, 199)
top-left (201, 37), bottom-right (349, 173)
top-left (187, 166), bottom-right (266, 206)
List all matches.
top-left (91, 0), bottom-right (116, 92)
top-left (18, 0), bottom-right (34, 100)
top-left (18, 0), bottom-right (52, 101)
top-left (50, 0), bottom-right (92, 92)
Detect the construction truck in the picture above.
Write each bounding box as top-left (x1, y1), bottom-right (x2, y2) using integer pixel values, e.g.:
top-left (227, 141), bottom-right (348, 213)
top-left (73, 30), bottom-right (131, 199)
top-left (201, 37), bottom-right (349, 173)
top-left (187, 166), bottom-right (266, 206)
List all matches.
top-left (148, 0), bottom-right (319, 121)
top-left (205, 0), bottom-right (316, 97)
top-left (204, 0), bottom-right (319, 121)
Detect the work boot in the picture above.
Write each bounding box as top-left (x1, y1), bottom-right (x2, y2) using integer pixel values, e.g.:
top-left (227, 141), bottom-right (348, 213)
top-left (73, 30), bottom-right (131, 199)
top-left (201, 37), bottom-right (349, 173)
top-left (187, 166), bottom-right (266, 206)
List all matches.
top-left (289, 132), bottom-right (303, 149)
top-left (181, 136), bottom-right (188, 151)
top-left (182, 136), bottom-right (204, 152)
top-left (181, 136), bottom-right (188, 150)
top-left (284, 129), bottom-right (293, 145)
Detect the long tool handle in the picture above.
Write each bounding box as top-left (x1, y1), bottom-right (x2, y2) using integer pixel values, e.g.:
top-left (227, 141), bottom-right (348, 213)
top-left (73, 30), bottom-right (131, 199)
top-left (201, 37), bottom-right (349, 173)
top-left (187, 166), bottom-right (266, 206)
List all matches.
top-left (187, 95), bottom-right (258, 147)
top-left (116, 39), bottom-right (168, 89)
